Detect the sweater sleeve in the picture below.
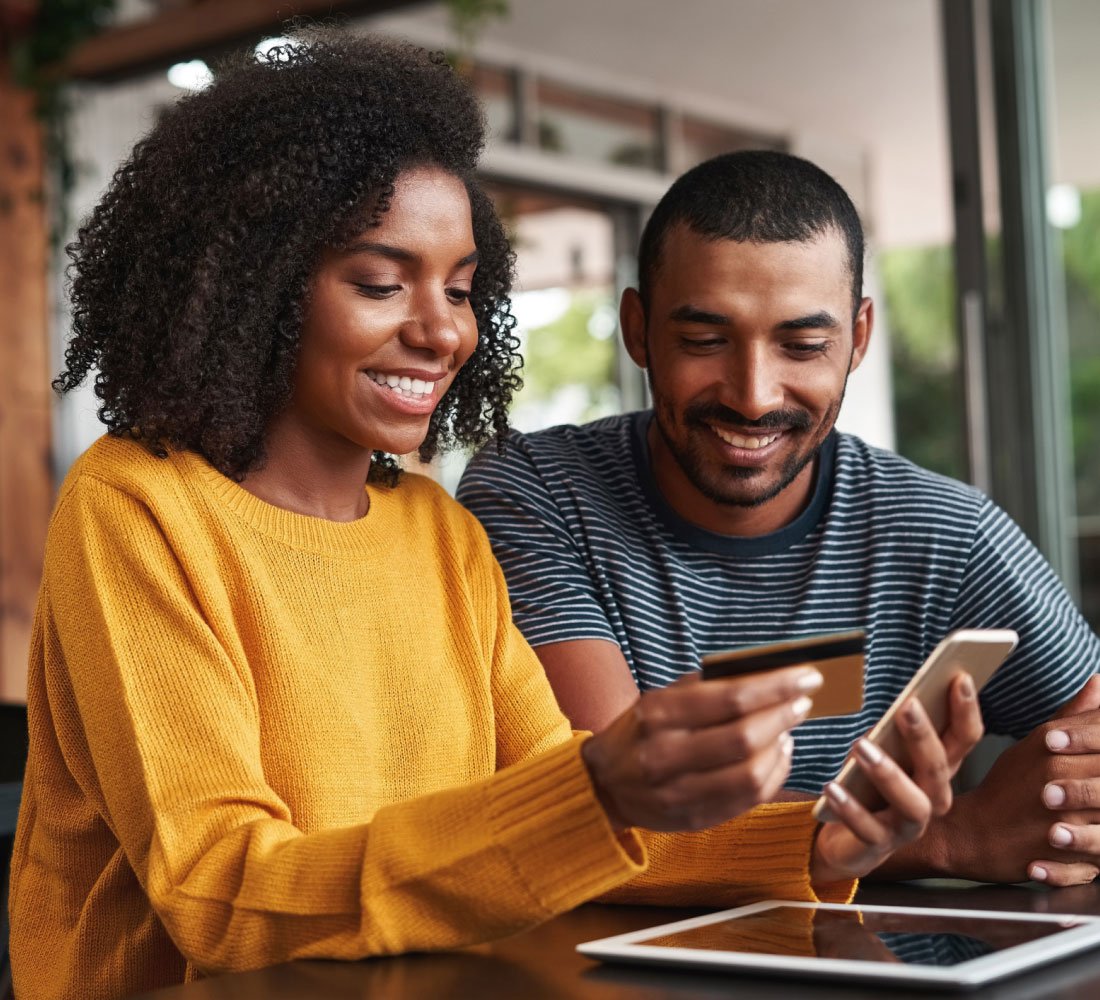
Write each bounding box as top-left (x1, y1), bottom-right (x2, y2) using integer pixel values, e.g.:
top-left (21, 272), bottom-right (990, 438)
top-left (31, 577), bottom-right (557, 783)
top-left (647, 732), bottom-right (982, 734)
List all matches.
top-left (463, 517), bottom-right (855, 908)
top-left (44, 476), bottom-right (643, 973)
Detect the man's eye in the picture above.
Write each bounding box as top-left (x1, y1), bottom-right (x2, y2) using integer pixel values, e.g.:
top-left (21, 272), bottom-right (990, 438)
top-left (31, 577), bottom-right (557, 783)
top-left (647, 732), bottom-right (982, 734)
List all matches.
top-left (682, 338), bottom-right (724, 350)
top-left (355, 284), bottom-right (401, 299)
top-left (788, 342), bottom-right (829, 356)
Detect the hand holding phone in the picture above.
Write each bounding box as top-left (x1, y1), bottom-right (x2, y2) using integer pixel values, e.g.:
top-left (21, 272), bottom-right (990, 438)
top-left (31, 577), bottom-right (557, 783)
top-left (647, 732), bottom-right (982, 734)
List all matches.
top-left (811, 628), bottom-right (1018, 822)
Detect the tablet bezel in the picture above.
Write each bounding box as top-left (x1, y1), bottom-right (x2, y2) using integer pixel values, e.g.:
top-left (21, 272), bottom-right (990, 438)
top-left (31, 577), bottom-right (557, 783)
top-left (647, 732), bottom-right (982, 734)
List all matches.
top-left (577, 900), bottom-right (1100, 989)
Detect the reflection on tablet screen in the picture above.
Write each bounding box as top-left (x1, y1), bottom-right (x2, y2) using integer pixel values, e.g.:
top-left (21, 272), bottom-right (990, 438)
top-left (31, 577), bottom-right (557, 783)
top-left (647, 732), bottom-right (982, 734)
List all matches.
top-left (638, 906), bottom-right (1089, 967)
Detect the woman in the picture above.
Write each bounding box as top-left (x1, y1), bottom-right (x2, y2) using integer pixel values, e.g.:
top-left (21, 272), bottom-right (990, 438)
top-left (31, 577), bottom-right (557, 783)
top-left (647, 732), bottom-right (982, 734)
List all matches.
top-left (9, 31), bottom-right (980, 1000)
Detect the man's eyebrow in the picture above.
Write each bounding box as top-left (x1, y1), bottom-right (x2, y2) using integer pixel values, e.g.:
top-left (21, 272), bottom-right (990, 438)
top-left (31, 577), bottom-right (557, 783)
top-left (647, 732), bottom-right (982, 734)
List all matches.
top-left (343, 242), bottom-right (479, 268)
top-left (669, 304), bottom-right (730, 326)
top-left (777, 310), bottom-right (840, 331)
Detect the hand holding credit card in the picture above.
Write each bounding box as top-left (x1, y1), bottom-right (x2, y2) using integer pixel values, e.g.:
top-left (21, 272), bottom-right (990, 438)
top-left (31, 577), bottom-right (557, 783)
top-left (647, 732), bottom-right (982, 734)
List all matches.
top-left (701, 630), bottom-right (865, 720)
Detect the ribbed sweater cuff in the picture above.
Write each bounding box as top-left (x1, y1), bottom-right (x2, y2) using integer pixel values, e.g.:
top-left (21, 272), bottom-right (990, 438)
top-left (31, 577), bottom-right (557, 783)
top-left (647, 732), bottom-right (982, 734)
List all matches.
top-left (487, 735), bottom-right (645, 914)
top-left (746, 802), bottom-right (857, 904)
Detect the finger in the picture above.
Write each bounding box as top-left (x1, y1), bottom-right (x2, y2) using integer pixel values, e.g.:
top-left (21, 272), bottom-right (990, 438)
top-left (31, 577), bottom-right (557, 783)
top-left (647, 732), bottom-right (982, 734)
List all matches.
top-left (1042, 779), bottom-right (1100, 812)
top-left (896, 697), bottom-right (953, 815)
top-left (635, 698), bottom-right (811, 782)
top-left (637, 665), bottom-right (822, 732)
top-left (1048, 822), bottom-right (1100, 858)
top-left (1028, 860), bottom-right (1100, 888)
top-left (851, 738), bottom-right (931, 834)
top-left (657, 736), bottom-right (794, 830)
top-left (940, 673), bottom-right (985, 765)
top-left (1044, 724), bottom-right (1100, 755)
top-left (820, 780), bottom-right (891, 845)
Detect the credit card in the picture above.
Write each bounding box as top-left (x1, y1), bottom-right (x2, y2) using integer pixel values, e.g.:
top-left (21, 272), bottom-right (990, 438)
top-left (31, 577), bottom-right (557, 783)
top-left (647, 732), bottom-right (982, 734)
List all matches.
top-left (701, 630), bottom-right (865, 719)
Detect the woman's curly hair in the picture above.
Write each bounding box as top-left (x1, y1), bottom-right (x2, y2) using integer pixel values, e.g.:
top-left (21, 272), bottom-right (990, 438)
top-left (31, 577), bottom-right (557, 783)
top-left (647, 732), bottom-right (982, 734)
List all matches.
top-left (55, 29), bottom-right (520, 482)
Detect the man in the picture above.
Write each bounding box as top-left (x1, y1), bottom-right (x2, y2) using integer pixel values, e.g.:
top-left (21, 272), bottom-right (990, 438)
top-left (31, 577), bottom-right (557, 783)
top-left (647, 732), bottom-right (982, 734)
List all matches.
top-left (458, 150), bottom-right (1100, 885)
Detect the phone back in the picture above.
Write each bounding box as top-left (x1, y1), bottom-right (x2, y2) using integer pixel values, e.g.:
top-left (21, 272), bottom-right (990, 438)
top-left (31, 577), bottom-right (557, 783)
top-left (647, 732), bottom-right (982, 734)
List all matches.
top-left (818, 628), bottom-right (1018, 817)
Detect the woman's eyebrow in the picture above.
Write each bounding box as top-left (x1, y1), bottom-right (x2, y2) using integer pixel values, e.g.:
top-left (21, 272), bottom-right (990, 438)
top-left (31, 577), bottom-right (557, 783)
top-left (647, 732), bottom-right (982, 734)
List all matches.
top-left (342, 243), bottom-right (479, 268)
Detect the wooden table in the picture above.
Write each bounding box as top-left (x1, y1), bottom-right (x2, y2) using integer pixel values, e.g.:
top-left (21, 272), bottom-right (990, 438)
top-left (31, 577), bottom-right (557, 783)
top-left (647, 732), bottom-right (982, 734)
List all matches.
top-left (134, 882), bottom-right (1100, 999)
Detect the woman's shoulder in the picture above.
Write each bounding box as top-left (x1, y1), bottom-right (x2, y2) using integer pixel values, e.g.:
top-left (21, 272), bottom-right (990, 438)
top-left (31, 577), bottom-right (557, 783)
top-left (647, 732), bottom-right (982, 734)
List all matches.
top-left (373, 470), bottom-right (491, 548)
top-left (58, 435), bottom-right (198, 513)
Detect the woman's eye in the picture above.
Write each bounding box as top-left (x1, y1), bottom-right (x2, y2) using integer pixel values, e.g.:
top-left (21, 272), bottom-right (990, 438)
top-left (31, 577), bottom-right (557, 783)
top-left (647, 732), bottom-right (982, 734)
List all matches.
top-left (446, 288), bottom-right (472, 304)
top-left (354, 284), bottom-right (401, 299)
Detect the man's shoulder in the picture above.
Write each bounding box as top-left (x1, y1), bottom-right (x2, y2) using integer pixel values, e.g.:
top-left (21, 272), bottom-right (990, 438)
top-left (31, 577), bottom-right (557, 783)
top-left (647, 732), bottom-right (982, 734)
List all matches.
top-left (833, 433), bottom-right (987, 516)
top-left (463, 412), bottom-right (640, 485)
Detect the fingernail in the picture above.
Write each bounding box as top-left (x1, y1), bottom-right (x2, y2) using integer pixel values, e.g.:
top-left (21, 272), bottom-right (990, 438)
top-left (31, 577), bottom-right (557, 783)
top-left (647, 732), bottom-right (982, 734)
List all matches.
top-left (1046, 729), bottom-right (1070, 751)
top-left (781, 732), bottom-right (795, 754)
top-left (856, 738), bottom-right (884, 766)
top-left (1043, 783), bottom-right (1067, 808)
top-left (1030, 864), bottom-right (1049, 882)
top-left (826, 781), bottom-right (849, 804)
top-left (959, 673), bottom-right (976, 700)
top-left (1051, 825), bottom-right (1073, 847)
top-left (797, 670), bottom-right (824, 692)
top-left (792, 696), bottom-right (812, 717)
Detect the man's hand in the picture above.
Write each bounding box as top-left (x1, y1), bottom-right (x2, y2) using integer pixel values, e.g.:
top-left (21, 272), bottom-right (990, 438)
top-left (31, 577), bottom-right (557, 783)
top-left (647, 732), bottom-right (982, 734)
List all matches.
top-left (581, 667), bottom-right (822, 832)
top-left (811, 673), bottom-right (984, 882)
top-left (931, 676), bottom-right (1100, 885)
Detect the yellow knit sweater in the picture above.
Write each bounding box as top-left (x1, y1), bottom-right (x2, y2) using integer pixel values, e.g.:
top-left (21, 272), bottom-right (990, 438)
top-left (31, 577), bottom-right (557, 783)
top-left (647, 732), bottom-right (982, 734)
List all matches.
top-left (10, 437), bottom-right (850, 1000)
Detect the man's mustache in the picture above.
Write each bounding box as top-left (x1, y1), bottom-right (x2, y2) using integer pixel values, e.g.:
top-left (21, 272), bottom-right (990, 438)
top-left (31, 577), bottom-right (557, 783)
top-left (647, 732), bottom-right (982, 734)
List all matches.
top-left (683, 402), bottom-right (813, 432)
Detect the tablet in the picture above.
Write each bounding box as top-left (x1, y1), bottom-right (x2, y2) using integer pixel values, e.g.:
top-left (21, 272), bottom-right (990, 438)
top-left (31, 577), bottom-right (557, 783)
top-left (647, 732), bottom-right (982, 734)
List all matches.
top-left (577, 901), bottom-right (1100, 990)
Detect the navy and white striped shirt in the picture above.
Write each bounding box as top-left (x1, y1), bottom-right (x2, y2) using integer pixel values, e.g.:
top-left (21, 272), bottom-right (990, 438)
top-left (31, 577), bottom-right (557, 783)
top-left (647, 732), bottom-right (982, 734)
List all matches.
top-left (457, 411), bottom-right (1100, 793)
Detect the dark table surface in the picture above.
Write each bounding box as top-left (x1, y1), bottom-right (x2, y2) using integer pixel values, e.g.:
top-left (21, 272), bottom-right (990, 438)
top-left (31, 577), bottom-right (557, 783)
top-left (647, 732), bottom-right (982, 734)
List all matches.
top-left (132, 880), bottom-right (1100, 999)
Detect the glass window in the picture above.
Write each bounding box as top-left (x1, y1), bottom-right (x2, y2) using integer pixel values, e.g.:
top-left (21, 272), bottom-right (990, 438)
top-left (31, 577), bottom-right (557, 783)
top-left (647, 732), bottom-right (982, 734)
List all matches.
top-left (534, 80), bottom-right (660, 169)
top-left (1047, 0), bottom-right (1100, 628)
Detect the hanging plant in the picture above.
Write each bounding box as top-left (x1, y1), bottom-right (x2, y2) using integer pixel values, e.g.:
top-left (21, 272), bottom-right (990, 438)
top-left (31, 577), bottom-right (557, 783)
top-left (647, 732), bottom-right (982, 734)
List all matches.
top-left (445, 0), bottom-right (509, 69)
top-left (10, 0), bottom-right (120, 245)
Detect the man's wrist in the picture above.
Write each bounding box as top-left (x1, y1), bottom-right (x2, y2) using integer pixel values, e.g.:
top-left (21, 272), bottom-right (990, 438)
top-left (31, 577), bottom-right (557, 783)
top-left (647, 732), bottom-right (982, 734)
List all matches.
top-left (869, 803), bottom-right (968, 880)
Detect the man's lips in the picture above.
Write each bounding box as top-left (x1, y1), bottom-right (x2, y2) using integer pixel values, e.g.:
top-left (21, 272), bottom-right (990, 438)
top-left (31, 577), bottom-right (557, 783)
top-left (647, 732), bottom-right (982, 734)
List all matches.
top-left (708, 425), bottom-right (785, 451)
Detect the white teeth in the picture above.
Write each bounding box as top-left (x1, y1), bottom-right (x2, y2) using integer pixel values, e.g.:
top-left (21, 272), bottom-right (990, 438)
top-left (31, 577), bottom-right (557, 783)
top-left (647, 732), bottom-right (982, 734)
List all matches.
top-left (363, 369), bottom-right (435, 400)
top-left (712, 426), bottom-right (782, 450)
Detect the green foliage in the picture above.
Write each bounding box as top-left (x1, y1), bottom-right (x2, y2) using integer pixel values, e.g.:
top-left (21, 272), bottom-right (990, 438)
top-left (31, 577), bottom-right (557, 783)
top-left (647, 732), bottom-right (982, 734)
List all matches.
top-left (879, 245), bottom-right (967, 480)
top-left (446, 0), bottom-right (510, 56)
top-left (880, 187), bottom-right (1100, 517)
top-left (11, 0), bottom-right (119, 245)
top-left (513, 291), bottom-right (619, 423)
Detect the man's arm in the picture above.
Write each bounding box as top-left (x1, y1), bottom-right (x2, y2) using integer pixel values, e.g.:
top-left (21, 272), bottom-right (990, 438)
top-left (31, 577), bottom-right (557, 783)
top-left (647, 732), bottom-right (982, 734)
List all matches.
top-left (536, 639), bottom-right (640, 732)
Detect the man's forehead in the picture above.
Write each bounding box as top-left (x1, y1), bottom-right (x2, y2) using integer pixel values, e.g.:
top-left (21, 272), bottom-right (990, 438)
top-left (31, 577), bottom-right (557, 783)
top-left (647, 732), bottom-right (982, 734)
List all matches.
top-left (654, 223), bottom-right (852, 294)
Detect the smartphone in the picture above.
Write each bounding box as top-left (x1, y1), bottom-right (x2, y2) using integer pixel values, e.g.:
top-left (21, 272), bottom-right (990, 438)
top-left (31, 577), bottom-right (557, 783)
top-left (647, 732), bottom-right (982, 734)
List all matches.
top-left (701, 630), bottom-right (865, 720)
top-left (811, 627), bottom-right (1019, 821)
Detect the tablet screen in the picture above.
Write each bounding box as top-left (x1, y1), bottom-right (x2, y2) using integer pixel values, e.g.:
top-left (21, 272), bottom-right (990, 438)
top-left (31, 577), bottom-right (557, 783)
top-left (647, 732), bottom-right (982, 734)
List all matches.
top-left (637, 904), bottom-right (1089, 967)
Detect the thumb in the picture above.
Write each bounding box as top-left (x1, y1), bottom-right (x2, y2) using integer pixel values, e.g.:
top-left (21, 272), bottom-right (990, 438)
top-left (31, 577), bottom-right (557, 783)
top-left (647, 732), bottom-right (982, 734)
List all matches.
top-left (1054, 675), bottom-right (1100, 720)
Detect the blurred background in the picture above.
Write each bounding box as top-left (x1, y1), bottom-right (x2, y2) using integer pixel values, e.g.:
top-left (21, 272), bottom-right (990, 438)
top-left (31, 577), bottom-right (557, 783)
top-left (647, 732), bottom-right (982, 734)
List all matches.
top-left (0, 0), bottom-right (1097, 702)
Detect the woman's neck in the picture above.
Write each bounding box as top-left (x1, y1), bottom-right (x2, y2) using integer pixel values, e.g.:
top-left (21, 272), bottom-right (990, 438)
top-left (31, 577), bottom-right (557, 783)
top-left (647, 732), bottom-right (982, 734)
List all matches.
top-left (240, 422), bottom-right (375, 522)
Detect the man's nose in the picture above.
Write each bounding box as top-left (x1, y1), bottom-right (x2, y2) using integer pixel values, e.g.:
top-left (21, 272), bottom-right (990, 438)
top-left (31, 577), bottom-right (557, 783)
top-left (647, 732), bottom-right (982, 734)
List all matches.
top-left (724, 347), bottom-right (784, 421)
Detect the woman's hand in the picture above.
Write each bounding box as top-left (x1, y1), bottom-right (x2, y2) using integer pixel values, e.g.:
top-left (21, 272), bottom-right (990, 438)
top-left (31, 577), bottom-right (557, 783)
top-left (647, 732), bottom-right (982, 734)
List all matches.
top-left (811, 673), bottom-right (984, 882)
top-left (582, 667), bottom-right (823, 833)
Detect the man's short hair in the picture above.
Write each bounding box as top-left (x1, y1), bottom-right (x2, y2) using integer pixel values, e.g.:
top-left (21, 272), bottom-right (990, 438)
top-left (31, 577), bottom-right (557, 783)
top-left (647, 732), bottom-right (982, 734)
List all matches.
top-left (638, 150), bottom-right (865, 317)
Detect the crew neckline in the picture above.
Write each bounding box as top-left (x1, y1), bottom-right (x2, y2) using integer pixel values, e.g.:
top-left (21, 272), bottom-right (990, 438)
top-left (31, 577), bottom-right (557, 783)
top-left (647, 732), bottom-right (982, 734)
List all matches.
top-left (181, 450), bottom-right (388, 556)
top-left (630, 411), bottom-right (836, 557)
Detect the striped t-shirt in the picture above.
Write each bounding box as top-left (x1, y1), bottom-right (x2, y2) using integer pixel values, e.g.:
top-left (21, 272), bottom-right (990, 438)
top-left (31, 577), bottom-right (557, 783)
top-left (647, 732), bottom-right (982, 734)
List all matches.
top-left (457, 411), bottom-right (1100, 793)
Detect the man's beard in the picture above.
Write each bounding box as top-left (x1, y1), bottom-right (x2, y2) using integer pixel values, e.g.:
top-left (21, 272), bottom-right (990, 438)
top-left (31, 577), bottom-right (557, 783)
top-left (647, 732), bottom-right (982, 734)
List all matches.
top-left (653, 396), bottom-right (840, 509)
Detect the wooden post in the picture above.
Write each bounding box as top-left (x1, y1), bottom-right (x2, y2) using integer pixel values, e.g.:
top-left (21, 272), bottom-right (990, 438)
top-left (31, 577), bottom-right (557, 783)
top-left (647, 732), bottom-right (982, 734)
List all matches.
top-left (0, 67), bottom-right (52, 702)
